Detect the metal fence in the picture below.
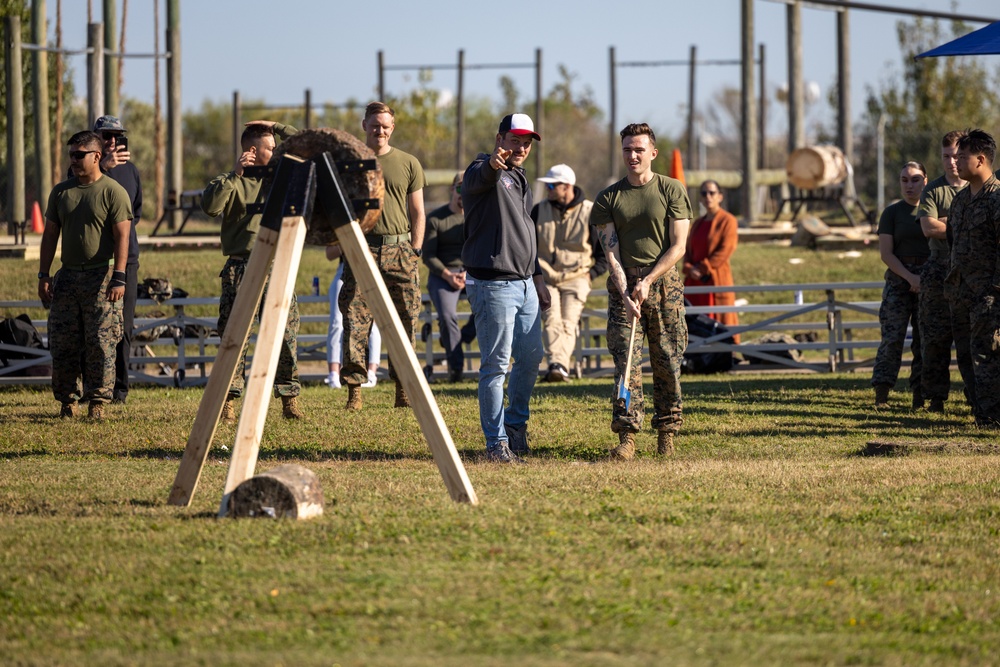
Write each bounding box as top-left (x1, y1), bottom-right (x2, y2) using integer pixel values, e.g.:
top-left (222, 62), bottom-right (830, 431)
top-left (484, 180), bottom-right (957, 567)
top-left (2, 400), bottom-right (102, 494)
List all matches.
top-left (0, 280), bottom-right (894, 387)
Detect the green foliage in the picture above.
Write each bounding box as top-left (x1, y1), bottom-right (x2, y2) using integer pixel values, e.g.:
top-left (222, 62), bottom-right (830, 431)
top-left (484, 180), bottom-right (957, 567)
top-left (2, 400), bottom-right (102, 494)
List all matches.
top-left (858, 17), bottom-right (1000, 199)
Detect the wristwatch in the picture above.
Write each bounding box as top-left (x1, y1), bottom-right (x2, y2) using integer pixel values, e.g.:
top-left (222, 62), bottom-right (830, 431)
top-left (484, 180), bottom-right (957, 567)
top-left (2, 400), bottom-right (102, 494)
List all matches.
top-left (37, 271), bottom-right (50, 280)
top-left (413, 248), bottom-right (423, 258)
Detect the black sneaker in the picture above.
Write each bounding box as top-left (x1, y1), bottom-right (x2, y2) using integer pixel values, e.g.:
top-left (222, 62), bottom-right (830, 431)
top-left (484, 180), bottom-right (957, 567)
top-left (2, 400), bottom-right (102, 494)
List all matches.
top-left (506, 423), bottom-right (530, 454)
top-left (546, 363), bottom-right (570, 382)
top-left (485, 442), bottom-right (524, 463)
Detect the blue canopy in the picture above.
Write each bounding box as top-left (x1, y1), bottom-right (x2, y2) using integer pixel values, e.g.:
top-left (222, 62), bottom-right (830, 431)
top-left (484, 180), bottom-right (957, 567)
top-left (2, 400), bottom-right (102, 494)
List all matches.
top-left (916, 21), bottom-right (1000, 58)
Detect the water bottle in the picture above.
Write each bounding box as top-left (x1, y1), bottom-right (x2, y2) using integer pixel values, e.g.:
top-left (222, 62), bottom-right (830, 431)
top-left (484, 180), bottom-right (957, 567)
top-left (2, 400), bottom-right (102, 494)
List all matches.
top-left (312, 276), bottom-right (320, 296)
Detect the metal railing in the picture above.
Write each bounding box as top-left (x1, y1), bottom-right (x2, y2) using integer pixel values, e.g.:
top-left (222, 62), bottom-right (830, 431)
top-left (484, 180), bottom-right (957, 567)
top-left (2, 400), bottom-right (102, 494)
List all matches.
top-left (0, 280), bottom-right (893, 386)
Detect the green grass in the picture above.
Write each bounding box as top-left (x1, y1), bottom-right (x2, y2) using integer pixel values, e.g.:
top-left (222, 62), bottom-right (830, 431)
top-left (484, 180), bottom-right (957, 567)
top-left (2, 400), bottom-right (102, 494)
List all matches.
top-left (1, 372), bottom-right (999, 666)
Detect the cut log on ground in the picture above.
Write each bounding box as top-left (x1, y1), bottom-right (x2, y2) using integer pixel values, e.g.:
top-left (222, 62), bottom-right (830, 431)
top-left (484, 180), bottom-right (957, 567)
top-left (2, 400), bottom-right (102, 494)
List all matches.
top-left (861, 439), bottom-right (998, 457)
top-left (271, 128), bottom-right (383, 246)
top-left (227, 464), bottom-right (324, 520)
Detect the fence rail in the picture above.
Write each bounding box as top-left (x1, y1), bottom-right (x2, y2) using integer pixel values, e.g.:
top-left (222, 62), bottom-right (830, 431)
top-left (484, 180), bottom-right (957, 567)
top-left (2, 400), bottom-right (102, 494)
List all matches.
top-left (0, 281), bottom-right (896, 386)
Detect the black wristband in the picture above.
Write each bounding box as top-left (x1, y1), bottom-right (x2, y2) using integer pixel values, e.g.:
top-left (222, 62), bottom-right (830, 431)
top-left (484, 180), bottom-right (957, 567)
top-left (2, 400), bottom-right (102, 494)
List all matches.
top-left (112, 270), bottom-right (127, 281)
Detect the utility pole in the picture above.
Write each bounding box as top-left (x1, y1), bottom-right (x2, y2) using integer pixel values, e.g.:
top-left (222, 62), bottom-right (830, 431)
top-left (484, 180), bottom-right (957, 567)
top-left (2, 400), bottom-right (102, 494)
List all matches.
top-left (741, 0), bottom-right (757, 225)
top-left (608, 46), bottom-right (618, 183)
top-left (687, 45), bottom-right (696, 168)
top-left (32, 0), bottom-right (52, 205)
top-left (787, 0), bottom-right (805, 152)
top-left (837, 6), bottom-right (853, 164)
top-left (103, 0), bottom-right (118, 117)
top-left (5, 15), bottom-right (26, 236)
top-left (166, 0), bottom-right (181, 230)
top-left (87, 22), bottom-right (104, 126)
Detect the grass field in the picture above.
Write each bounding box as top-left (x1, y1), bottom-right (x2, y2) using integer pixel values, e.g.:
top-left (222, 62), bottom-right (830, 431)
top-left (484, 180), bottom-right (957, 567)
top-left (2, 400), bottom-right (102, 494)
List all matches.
top-left (4, 243), bottom-right (997, 665)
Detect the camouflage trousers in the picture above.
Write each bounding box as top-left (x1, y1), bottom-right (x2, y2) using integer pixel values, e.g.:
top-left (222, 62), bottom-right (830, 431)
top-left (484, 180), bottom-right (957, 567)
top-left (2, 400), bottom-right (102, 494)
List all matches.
top-left (872, 267), bottom-right (923, 391)
top-left (918, 258), bottom-right (957, 401)
top-left (48, 266), bottom-right (122, 405)
top-left (607, 267), bottom-right (687, 435)
top-left (339, 242), bottom-right (420, 385)
top-left (218, 256), bottom-right (300, 399)
top-left (950, 289), bottom-right (1000, 424)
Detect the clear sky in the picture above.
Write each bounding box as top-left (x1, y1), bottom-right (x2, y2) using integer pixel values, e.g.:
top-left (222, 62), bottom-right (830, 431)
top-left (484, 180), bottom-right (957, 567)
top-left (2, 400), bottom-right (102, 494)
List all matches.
top-left (49, 0), bottom-right (1000, 142)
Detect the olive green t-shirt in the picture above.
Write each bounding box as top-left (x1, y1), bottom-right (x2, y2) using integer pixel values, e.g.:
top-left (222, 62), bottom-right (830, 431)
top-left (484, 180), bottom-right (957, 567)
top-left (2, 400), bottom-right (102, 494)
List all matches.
top-left (590, 173), bottom-right (693, 267)
top-left (45, 175), bottom-right (133, 267)
top-left (877, 199), bottom-right (929, 259)
top-left (374, 147), bottom-right (426, 236)
top-left (917, 174), bottom-right (965, 257)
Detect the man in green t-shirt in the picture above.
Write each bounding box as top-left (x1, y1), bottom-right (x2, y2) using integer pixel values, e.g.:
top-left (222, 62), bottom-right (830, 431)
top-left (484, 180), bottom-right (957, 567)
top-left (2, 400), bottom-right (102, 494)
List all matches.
top-left (918, 130), bottom-right (972, 413)
top-left (37, 130), bottom-right (132, 420)
top-left (591, 123), bottom-right (693, 460)
top-left (340, 101), bottom-right (426, 411)
top-left (202, 120), bottom-right (303, 422)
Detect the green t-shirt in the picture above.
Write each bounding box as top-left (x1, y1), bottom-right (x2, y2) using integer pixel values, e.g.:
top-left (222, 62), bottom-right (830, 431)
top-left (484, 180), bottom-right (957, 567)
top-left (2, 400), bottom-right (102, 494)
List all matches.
top-left (917, 174), bottom-right (965, 256)
top-left (45, 175), bottom-right (133, 267)
top-left (877, 199), bottom-right (929, 259)
top-left (590, 173), bottom-right (693, 267)
top-left (374, 147), bottom-right (426, 236)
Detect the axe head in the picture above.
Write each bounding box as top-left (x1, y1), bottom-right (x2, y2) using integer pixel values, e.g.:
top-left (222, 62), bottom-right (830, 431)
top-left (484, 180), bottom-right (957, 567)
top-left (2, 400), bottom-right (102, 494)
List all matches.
top-left (614, 377), bottom-right (631, 411)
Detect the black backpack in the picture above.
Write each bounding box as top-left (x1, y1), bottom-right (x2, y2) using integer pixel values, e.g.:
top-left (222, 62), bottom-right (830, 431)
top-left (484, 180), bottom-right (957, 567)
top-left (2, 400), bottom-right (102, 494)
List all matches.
top-left (0, 314), bottom-right (51, 376)
top-left (682, 307), bottom-right (735, 375)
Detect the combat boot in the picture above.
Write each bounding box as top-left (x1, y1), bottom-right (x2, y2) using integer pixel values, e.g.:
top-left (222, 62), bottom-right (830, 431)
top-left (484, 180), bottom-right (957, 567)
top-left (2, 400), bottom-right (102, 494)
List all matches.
top-left (874, 384), bottom-right (891, 408)
top-left (346, 385), bottom-right (362, 411)
top-left (59, 402), bottom-right (78, 419)
top-left (928, 398), bottom-right (945, 413)
top-left (281, 395), bottom-right (304, 419)
top-left (394, 381), bottom-right (411, 408)
top-left (912, 387), bottom-right (925, 410)
top-left (610, 432), bottom-right (635, 460)
top-left (221, 398), bottom-right (236, 423)
top-left (88, 402), bottom-right (105, 421)
top-left (657, 431), bottom-right (675, 456)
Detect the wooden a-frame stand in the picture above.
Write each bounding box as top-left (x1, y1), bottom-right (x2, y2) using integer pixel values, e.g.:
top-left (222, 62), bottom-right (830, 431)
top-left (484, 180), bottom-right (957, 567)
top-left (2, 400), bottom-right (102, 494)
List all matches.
top-left (167, 153), bottom-right (478, 513)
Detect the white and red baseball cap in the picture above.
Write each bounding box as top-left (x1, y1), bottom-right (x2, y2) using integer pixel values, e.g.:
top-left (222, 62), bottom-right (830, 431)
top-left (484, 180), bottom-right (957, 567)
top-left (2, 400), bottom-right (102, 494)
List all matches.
top-left (498, 113), bottom-right (541, 141)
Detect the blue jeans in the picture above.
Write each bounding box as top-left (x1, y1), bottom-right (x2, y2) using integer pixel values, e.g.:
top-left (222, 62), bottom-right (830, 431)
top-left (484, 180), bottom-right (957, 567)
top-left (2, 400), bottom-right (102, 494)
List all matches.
top-left (466, 277), bottom-right (544, 449)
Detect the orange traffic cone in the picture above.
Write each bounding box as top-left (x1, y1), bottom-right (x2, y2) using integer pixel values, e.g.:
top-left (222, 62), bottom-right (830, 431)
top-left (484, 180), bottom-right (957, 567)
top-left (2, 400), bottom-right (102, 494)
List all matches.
top-left (31, 201), bottom-right (44, 233)
top-left (670, 149), bottom-right (686, 188)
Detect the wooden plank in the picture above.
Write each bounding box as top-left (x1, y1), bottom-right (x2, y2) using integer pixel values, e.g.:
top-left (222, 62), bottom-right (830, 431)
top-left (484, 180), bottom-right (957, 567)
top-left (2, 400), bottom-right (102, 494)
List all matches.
top-left (335, 221), bottom-right (478, 505)
top-left (166, 226), bottom-right (278, 506)
top-left (218, 216), bottom-right (307, 517)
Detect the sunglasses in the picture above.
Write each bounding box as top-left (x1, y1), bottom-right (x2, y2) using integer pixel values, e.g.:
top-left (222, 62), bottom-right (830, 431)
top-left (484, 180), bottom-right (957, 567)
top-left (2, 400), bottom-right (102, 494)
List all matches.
top-left (454, 184), bottom-right (462, 194)
top-left (101, 132), bottom-right (123, 140)
top-left (700, 190), bottom-right (719, 196)
top-left (546, 183), bottom-right (561, 190)
top-left (69, 150), bottom-right (98, 161)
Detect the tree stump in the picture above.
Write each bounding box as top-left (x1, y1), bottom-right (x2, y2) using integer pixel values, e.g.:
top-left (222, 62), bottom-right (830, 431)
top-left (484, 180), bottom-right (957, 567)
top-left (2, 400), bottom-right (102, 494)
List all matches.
top-left (227, 464), bottom-right (324, 520)
top-left (270, 128), bottom-right (384, 247)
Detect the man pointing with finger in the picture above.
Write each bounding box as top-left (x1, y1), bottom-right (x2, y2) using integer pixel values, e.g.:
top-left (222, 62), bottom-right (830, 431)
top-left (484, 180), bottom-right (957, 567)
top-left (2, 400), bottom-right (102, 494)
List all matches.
top-left (462, 113), bottom-right (550, 463)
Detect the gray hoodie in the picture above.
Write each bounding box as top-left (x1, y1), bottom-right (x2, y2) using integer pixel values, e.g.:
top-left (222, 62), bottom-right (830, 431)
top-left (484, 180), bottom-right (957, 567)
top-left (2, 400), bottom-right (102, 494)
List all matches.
top-left (461, 153), bottom-right (540, 281)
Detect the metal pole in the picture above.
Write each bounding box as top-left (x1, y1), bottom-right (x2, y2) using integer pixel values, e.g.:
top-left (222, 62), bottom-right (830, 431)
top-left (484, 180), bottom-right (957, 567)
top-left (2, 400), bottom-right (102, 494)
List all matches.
top-left (5, 15), bottom-right (26, 236)
top-left (741, 0), bottom-right (757, 225)
top-left (87, 22), bottom-right (103, 127)
top-left (32, 0), bottom-right (52, 205)
top-left (608, 46), bottom-right (617, 183)
top-left (232, 90), bottom-right (241, 159)
top-left (837, 6), bottom-right (853, 164)
top-left (787, 0), bottom-right (804, 151)
top-left (377, 50), bottom-right (384, 101)
top-left (103, 0), bottom-right (118, 117)
top-left (758, 43), bottom-right (766, 170)
top-left (534, 47), bottom-right (543, 182)
top-left (876, 113), bottom-right (886, 215)
top-left (304, 88), bottom-right (312, 129)
top-left (455, 49), bottom-right (464, 170)
top-left (166, 0), bottom-right (181, 230)
top-left (687, 45), bottom-right (696, 169)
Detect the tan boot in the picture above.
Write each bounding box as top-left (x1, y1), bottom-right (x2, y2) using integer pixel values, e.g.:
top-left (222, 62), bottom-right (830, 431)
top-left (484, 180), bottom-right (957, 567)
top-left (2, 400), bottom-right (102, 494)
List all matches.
top-left (610, 432), bottom-right (635, 460)
top-left (281, 395), bottom-right (304, 419)
top-left (657, 431), bottom-right (675, 456)
top-left (346, 385), bottom-right (362, 411)
top-left (221, 398), bottom-right (236, 423)
top-left (394, 381), bottom-right (411, 408)
top-left (59, 403), bottom-right (78, 419)
top-left (88, 402), bottom-right (105, 421)
top-left (874, 384), bottom-right (890, 408)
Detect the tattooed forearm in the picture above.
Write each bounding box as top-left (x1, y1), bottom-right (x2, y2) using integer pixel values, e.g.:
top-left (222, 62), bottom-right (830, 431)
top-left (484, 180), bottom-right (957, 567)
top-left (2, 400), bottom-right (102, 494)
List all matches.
top-left (600, 222), bottom-right (628, 298)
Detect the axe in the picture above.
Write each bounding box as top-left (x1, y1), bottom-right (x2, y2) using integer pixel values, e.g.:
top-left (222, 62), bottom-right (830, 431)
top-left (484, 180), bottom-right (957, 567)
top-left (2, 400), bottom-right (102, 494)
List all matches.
top-left (615, 315), bottom-right (638, 411)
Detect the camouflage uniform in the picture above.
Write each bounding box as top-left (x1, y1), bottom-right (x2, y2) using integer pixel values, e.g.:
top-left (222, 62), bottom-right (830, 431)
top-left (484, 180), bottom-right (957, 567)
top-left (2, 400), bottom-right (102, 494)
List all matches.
top-left (607, 268), bottom-right (687, 435)
top-left (218, 257), bottom-right (300, 399)
top-left (339, 240), bottom-right (420, 385)
top-left (945, 175), bottom-right (1000, 426)
top-left (48, 267), bottom-right (123, 405)
top-left (871, 267), bottom-right (923, 390)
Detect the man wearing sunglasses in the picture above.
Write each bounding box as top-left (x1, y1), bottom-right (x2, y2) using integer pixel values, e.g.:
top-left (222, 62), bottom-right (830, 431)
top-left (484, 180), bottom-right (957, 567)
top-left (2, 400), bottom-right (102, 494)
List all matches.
top-left (533, 164), bottom-right (607, 382)
top-left (39, 131), bottom-right (133, 420)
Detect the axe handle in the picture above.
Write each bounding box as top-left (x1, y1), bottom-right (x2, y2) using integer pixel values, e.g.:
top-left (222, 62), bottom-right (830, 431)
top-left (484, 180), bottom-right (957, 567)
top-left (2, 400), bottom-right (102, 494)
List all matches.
top-left (622, 314), bottom-right (638, 387)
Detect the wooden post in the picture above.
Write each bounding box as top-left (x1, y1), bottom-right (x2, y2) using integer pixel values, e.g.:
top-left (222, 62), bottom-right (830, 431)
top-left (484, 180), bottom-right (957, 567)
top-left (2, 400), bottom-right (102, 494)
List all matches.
top-left (377, 49), bottom-right (384, 102)
top-left (87, 22), bottom-right (103, 126)
top-left (787, 0), bottom-right (804, 152)
top-left (5, 15), bottom-right (26, 235)
top-left (166, 0), bottom-right (181, 231)
top-left (304, 88), bottom-right (312, 129)
top-left (534, 48), bottom-right (542, 182)
top-left (455, 49), bottom-right (464, 170)
top-left (687, 45), bottom-right (696, 169)
top-left (837, 6), bottom-right (852, 164)
top-left (608, 46), bottom-right (617, 183)
top-left (758, 43), bottom-right (766, 170)
top-left (741, 0), bottom-right (757, 226)
top-left (219, 215), bottom-right (308, 517)
top-left (32, 0), bottom-right (52, 206)
top-left (103, 0), bottom-right (118, 117)
top-left (232, 90), bottom-right (241, 160)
